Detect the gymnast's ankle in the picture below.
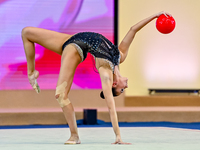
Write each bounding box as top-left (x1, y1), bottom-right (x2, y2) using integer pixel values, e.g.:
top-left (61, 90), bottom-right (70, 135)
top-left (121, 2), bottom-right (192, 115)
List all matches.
top-left (70, 133), bottom-right (79, 139)
top-left (28, 70), bottom-right (39, 78)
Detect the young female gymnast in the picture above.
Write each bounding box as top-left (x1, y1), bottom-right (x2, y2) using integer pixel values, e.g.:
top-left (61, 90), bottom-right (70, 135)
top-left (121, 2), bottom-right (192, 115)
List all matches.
top-left (22, 11), bottom-right (171, 145)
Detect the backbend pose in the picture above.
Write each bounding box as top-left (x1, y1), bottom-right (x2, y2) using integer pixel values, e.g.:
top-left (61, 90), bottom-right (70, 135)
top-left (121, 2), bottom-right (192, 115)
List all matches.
top-left (22, 11), bottom-right (171, 145)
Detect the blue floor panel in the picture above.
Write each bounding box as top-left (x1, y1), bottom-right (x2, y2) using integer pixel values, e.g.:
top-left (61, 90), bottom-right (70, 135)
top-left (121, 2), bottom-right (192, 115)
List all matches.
top-left (1, 120), bottom-right (200, 130)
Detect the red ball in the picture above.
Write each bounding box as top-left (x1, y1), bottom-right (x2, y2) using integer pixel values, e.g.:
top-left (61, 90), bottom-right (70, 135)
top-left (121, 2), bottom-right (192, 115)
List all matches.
top-left (156, 14), bottom-right (176, 34)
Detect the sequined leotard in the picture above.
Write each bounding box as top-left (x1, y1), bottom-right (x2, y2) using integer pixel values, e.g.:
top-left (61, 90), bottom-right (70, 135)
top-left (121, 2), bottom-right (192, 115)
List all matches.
top-left (62, 32), bottom-right (120, 72)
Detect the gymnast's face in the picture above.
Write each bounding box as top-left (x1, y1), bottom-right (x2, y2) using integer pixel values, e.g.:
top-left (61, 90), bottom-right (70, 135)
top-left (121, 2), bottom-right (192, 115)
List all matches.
top-left (113, 77), bottom-right (128, 96)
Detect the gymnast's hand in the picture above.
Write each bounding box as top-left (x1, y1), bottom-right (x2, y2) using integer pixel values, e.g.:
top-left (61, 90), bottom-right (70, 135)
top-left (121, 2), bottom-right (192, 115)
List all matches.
top-left (112, 136), bottom-right (131, 145)
top-left (28, 70), bottom-right (40, 93)
top-left (156, 11), bottom-right (172, 18)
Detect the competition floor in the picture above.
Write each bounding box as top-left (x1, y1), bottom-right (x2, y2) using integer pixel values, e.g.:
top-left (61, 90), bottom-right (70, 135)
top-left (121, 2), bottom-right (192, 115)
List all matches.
top-left (1, 122), bottom-right (200, 150)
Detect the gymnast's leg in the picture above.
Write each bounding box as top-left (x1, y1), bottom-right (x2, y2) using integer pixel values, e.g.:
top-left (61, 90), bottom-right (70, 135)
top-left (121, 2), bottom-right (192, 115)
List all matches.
top-left (21, 27), bottom-right (71, 92)
top-left (55, 44), bottom-right (82, 144)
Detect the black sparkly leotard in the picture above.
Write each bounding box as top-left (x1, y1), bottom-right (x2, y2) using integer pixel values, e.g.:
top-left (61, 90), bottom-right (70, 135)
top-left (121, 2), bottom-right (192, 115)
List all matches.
top-left (62, 32), bottom-right (120, 72)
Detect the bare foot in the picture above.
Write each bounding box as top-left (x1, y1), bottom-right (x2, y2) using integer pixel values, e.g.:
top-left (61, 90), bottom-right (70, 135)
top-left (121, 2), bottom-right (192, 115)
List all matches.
top-left (64, 136), bottom-right (81, 145)
top-left (28, 70), bottom-right (40, 93)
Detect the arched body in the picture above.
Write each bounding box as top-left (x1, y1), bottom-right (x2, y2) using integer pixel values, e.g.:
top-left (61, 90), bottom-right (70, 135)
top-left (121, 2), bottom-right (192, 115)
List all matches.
top-left (22, 11), bottom-right (171, 144)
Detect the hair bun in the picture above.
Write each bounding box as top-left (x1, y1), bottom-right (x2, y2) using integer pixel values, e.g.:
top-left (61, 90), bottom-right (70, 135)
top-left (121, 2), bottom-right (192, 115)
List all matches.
top-left (100, 91), bottom-right (105, 99)
top-left (100, 88), bottom-right (118, 99)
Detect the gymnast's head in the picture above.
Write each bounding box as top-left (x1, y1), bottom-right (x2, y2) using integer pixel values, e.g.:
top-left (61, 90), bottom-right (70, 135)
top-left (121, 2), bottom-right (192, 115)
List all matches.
top-left (100, 76), bottom-right (128, 99)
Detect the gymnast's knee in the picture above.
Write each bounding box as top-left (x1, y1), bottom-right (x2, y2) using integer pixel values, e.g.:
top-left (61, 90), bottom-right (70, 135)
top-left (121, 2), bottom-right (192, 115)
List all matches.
top-left (21, 27), bottom-right (34, 39)
top-left (55, 81), bottom-right (71, 107)
top-left (55, 94), bottom-right (71, 108)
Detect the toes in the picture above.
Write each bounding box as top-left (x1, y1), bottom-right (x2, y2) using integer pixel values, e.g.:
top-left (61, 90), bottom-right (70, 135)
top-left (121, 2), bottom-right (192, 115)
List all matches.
top-left (33, 80), bottom-right (40, 93)
top-left (28, 70), bottom-right (40, 93)
top-left (64, 140), bottom-right (81, 145)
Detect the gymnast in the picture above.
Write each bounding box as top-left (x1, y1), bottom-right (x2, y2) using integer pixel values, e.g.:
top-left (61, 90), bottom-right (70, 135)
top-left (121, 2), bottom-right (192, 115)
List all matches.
top-left (22, 11), bottom-right (171, 145)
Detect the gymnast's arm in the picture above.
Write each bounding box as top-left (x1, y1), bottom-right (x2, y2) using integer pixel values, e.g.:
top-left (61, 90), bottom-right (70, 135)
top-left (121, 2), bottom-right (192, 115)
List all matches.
top-left (98, 67), bottom-right (130, 144)
top-left (118, 11), bottom-right (170, 63)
